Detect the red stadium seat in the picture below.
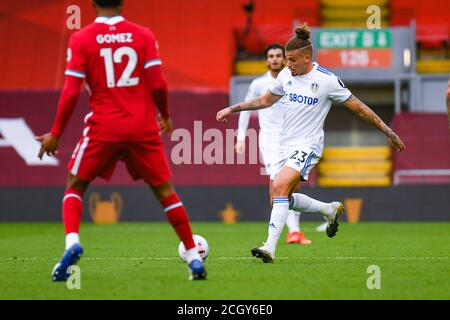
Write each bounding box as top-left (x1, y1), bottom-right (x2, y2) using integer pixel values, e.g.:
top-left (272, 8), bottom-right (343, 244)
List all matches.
top-left (416, 24), bottom-right (449, 50)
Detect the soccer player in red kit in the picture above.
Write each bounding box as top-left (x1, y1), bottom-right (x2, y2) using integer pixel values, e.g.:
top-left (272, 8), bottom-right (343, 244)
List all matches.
top-left (36, 0), bottom-right (206, 281)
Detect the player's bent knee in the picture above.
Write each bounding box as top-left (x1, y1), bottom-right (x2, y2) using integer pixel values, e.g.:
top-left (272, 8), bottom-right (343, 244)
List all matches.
top-left (149, 180), bottom-right (175, 200)
top-left (66, 174), bottom-right (89, 194)
top-left (272, 180), bottom-right (290, 197)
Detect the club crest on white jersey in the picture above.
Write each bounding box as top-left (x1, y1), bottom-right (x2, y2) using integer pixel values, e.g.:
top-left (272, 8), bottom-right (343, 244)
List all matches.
top-left (270, 62), bottom-right (352, 156)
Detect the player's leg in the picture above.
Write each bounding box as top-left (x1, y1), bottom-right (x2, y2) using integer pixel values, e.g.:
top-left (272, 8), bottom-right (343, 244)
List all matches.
top-left (149, 181), bottom-right (199, 261)
top-left (269, 178), bottom-right (313, 245)
top-left (285, 207), bottom-right (302, 243)
top-left (289, 193), bottom-right (343, 237)
top-left (286, 151), bottom-right (344, 238)
top-left (290, 193), bottom-right (337, 217)
top-left (261, 143), bottom-right (310, 244)
top-left (53, 174), bottom-right (91, 281)
top-left (127, 140), bottom-right (206, 279)
top-left (285, 210), bottom-right (300, 234)
top-left (251, 166), bottom-right (300, 262)
top-left (52, 174), bottom-right (89, 281)
top-left (286, 182), bottom-right (300, 235)
top-left (53, 138), bottom-right (119, 281)
top-left (62, 174), bottom-right (89, 249)
top-left (149, 180), bottom-right (206, 280)
top-left (285, 182), bottom-right (311, 244)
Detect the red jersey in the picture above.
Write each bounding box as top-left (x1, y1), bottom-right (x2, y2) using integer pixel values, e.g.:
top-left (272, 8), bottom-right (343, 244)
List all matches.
top-left (61, 16), bottom-right (163, 141)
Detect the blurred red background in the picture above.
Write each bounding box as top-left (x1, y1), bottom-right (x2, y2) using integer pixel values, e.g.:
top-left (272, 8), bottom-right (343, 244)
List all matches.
top-left (0, 0), bottom-right (319, 91)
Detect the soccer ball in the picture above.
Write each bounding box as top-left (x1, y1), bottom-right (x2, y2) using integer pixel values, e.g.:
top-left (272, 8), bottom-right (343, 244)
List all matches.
top-left (178, 234), bottom-right (209, 262)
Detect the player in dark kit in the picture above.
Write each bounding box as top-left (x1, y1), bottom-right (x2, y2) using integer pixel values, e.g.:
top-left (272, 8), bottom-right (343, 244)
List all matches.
top-left (36, 0), bottom-right (206, 281)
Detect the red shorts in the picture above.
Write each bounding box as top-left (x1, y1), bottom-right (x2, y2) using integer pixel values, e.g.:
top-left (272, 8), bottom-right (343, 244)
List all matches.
top-left (67, 136), bottom-right (172, 186)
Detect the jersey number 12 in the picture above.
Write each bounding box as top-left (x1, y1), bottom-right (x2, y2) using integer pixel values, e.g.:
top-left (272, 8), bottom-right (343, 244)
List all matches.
top-left (100, 47), bottom-right (139, 88)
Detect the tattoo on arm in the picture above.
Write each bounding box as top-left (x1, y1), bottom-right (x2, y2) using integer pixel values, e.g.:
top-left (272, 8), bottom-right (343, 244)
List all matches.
top-left (231, 98), bottom-right (265, 112)
top-left (345, 95), bottom-right (397, 140)
top-left (231, 92), bottom-right (280, 113)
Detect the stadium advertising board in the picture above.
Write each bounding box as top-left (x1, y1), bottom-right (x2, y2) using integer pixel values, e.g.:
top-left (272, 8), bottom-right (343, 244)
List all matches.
top-left (0, 91), bottom-right (275, 186)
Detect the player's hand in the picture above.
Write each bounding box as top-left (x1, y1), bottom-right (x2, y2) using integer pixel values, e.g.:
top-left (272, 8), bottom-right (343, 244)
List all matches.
top-left (235, 140), bottom-right (245, 154)
top-left (387, 130), bottom-right (406, 152)
top-left (158, 114), bottom-right (174, 137)
top-left (216, 107), bottom-right (233, 123)
top-left (35, 133), bottom-right (60, 160)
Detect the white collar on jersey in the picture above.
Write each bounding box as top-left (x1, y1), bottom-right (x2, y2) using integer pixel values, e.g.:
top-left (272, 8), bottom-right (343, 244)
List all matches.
top-left (95, 15), bottom-right (125, 25)
top-left (301, 62), bottom-right (318, 76)
top-left (267, 71), bottom-right (277, 79)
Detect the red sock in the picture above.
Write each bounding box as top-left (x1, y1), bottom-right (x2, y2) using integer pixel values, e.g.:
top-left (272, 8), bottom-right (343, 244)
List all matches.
top-left (62, 188), bottom-right (83, 234)
top-left (161, 193), bottom-right (195, 250)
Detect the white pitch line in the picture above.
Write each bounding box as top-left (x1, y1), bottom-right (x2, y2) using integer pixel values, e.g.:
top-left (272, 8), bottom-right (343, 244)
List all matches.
top-left (0, 256), bottom-right (448, 261)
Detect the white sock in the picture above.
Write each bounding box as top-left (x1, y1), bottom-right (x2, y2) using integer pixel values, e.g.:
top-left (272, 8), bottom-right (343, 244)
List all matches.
top-left (265, 197), bottom-right (290, 253)
top-left (290, 193), bottom-right (334, 217)
top-left (65, 232), bottom-right (80, 250)
top-left (286, 210), bottom-right (300, 232)
top-left (186, 247), bottom-right (202, 264)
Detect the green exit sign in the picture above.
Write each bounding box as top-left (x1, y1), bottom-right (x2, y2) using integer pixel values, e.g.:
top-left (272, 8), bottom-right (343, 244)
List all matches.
top-left (318, 29), bottom-right (391, 49)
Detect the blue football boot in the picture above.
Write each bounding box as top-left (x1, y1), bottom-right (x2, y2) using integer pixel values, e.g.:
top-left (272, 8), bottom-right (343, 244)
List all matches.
top-left (188, 259), bottom-right (207, 280)
top-left (51, 243), bottom-right (83, 281)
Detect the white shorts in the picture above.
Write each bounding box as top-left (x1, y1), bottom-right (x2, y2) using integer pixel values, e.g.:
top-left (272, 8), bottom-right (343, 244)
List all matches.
top-left (259, 142), bottom-right (280, 176)
top-left (269, 146), bottom-right (320, 181)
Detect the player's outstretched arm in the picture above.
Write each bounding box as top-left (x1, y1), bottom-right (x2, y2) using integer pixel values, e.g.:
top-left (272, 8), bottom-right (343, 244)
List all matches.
top-left (36, 76), bottom-right (83, 160)
top-left (216, 91), bottom-right (281, 123)
top-left (343, 95), bottom-right (406, 152)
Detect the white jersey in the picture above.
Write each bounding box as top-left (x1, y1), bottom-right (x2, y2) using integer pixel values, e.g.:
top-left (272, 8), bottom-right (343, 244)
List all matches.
top-left (237, 71), bottom-right (284, 144)
top-left (270, 63), bottom-right (352, 156)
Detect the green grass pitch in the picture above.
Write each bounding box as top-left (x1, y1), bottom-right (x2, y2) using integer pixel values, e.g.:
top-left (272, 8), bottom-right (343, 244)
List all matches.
top-left (0, 222), bottom-right (448, 300)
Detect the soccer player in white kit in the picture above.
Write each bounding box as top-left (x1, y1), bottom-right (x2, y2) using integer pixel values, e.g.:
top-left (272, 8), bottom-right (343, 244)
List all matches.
top-left (235, 44), bottom-right (312, 245)
top-left (217, 25), bottom-right (406, 263)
